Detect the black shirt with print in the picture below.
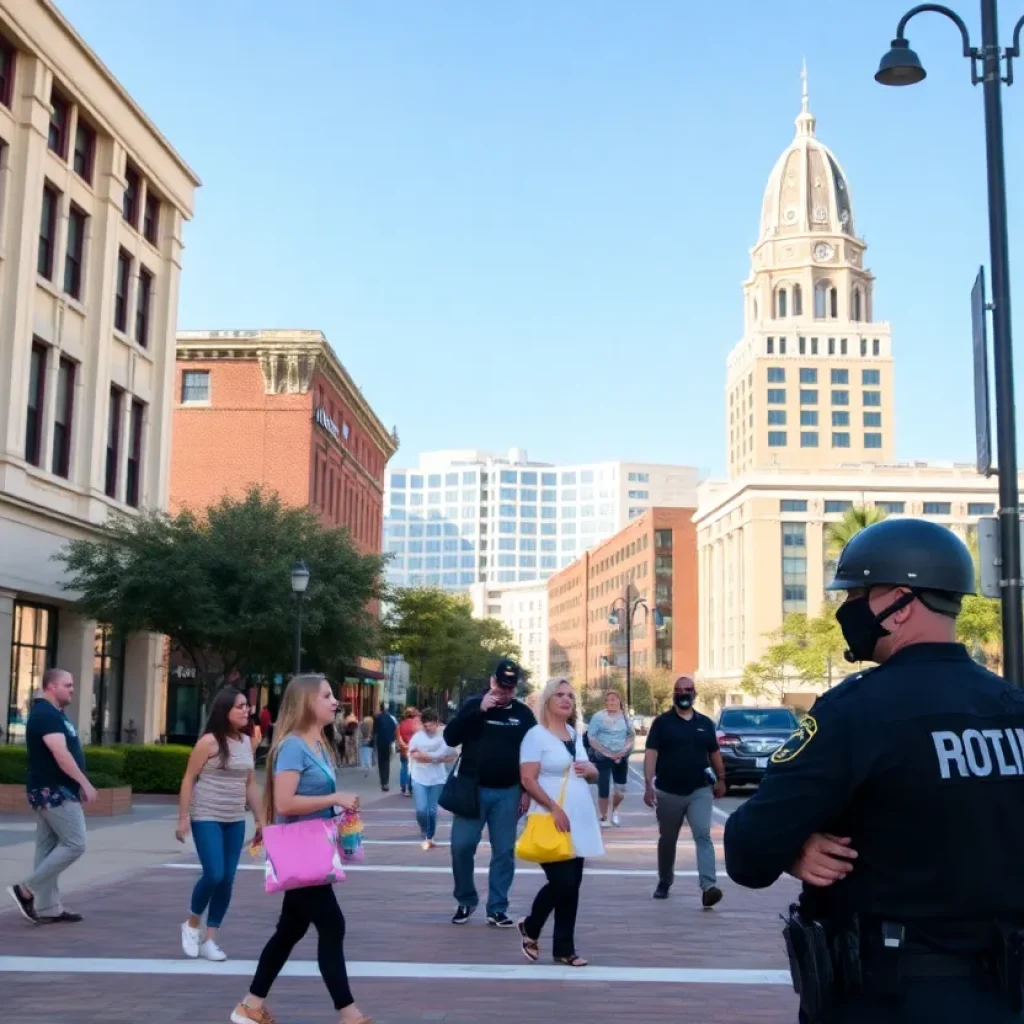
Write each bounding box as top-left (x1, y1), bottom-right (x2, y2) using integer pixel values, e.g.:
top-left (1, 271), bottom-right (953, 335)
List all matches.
top-left (443, 695), bottom-right (536, 790)
top-left (647, 709), bottom-right (719, 796)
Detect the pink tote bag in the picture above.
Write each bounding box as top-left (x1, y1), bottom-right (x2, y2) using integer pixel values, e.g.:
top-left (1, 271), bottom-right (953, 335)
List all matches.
top-left (262, 817), bottom-right (346, 894)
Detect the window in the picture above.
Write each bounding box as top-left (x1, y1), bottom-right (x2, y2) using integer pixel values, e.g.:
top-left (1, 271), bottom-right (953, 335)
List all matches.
top-left (800, 410), bottom-right (818, 426)
top-left (800, 389), bottom-right (818, 405)
top-left (793, 284), bottom-right (803, 316)
top-left (830, 288), bottom-right (838, 318)
top-left (969, 503), bottom-right (996, 516)
top-left (800, 368), bottom-right (817, 384)
top-left (799, 337), bottom-right (806, 355)
top-left (777, 287), bottom-right (787, 318)
top-left (25, 342), bottom-right (47, 467)
top-left (768, 431), bottom-right (787, 447)
top-left (180, 370), bottom-right (209, 403)
top-left (0, 36), bottom-right (14, 108)
top-left (542, 472), bottom-right (557, 486)
top-left (862, 369), bottom-right (880, 386)
top-left (876, 501), bottom-right (904, 515)
top-left (832, 432), bottom-right (851, 448)
top-left (853, 288), bottom-right (863, 321)
top-left (924, 502), bottom-right (952, 515)
top-left (814, 282), bottom-right (828, 318)
top-left (766, 337), bottom-right (774, 354)
top-left (114, 249), bottom-right (131, 331)
top-left (48, 89), bottom-right (69, 158)
top-left (63, 205), bottom-right (87, 299)
top-left (779, 337), bottom-right (787, 354)
top-left (125, 401), bottom-right (144, 507)
top-left (863, 390), bottom-right (881, 407)
top-left (767, 388), bottom-right (786, 404)
top-left (122, 163), bottom-right (140, 227)
top-left (136, 266), bottom-right (153, 346)
top-left (832, 411), bottom-right (850, 427)
top-left (840, 337), bottom-right (848, 355)
top-left (864, 412), bottom-right (881, 427)
top-left (38, 184), bottom-right (59, 279)
top-left (873, 338), bottom-right (881, 356)
top-left (627, 490), bottom-right (648, 500)
top-left (73, 118), bottom-right (95, 183)
top-left (768, 409), bottom-right (786, 425)
top-left (767, 367), bottom-right (785, 383)
top-left (51, 357), bottom-right (75, 478)
top-left (801, 431), bottom-right (819, 447)
top-left (828, 337), bottom-right (836, 355)
top-left (105, 387), bottom-right (123, 498)
top-left (143, 192), bottom-right (160, 245)
top-left (825, 500), bottom-right (853, 514)
top-left (860, 337), bottom-right (868, 356)
top-left (780, 499), bottom-right (808, 512)
top-left (832, 390), bottom-right (849, 406)
top-left (811, 337), bottom-right (819, 355)
top-left (390, 474), bottom-right (407, 489)
top-left (781, 523), bottom-right (807, 613)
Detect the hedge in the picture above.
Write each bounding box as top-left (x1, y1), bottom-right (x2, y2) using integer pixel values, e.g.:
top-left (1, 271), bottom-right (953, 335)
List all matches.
top-left (0, 743), bottom-right (191, 794)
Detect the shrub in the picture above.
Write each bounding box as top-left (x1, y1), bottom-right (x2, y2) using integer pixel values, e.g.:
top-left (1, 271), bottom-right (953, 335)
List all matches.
top-left (82, 746), bottom-right (126, 781)
top-left (88, 772), bottom-right (125, 790)
top-left (120, 745), bottom-right (191, 794)
top-left (0, 746), bottom-right (27, 784)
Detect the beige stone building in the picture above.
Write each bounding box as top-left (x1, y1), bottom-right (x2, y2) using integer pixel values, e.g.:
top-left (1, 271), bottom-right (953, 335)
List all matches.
top-left (468, 579), bottom-right (550, 684)
top-left (0, 1), bottom-right (199, 745)
top-left (696, 74), bottom-right (1004, 698)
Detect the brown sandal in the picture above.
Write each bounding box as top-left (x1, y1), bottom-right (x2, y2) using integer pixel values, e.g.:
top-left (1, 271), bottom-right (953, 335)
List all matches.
top-left (517, 918), bottom-right (539, 962)
top-left (554, 954), bottom-right (588, 967)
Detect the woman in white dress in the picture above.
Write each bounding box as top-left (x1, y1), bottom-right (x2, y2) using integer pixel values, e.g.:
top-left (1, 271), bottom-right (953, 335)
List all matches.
top-left (518, 677), bottom-right (603, 967)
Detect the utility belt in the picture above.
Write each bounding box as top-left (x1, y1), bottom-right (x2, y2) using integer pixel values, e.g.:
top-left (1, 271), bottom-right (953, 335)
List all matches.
top-left (782, 905), bottom-right (1024, 1022)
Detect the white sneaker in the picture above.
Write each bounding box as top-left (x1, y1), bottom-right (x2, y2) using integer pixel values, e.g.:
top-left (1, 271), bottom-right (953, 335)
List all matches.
top-left (181, 921), bottom-right (201, 958)
top-left (199, 938), bottom-right (227, 961)
top-left (612, 812), bottom-right (621, 827)
top-left (600, 817), bottom-right (611, 829)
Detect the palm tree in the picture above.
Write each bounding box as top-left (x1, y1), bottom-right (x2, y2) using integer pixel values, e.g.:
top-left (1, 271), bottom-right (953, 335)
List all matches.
top-left (825, 504), bottom-right (887, 559)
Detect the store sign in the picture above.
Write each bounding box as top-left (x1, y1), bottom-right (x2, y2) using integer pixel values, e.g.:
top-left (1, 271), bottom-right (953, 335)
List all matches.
top-left (314, 407), bottom-right (340, 441)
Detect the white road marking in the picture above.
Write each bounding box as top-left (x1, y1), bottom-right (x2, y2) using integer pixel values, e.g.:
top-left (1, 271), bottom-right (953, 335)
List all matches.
top-left (158, 862), bottom-right (710, 877)
top-left (0, 955), bottom-right (790, 985)
top-left (354, 838), bottom-right (723, 851)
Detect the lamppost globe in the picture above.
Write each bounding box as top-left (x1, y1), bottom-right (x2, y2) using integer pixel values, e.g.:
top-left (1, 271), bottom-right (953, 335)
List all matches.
top-left (875, 38), bottom-right (927, 86)
top-left (290, 560), bottom-right (311, 595)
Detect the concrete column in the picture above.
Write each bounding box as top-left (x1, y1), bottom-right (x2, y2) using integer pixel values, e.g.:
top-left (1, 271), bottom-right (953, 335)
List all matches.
top-left (55, 610), bottom-right (95, 742)
top-left (0, 591), bottom-right (14, 741)
top-left (122, 631), bottom-right (163, 743)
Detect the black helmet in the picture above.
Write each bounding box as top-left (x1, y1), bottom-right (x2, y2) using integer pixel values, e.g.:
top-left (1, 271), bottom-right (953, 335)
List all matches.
top-left (827, 519), bottom-right (976, 597)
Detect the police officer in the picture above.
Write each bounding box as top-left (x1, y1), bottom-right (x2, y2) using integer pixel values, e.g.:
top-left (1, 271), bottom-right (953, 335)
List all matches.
top-left (724, 518), bottom-right (1024, 1022)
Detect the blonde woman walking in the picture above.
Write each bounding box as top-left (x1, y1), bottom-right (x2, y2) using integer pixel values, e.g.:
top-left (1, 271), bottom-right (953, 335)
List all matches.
top-left (230, 674), bottom-right (372, 1024)
top-left (586, 689), bottom-right (635, 828)
top-left (518, 678), bottom-right (603, 967)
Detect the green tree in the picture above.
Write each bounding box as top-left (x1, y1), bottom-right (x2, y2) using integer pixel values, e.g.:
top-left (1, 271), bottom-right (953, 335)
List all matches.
top-left (958, 530), bottom-right (1003, 669)
top-left (57, 487), bottom-right (385, 682)
top-left (629, 668), bottom-right (675, 717)
top-left (824, 503), bottom-right (887, 558)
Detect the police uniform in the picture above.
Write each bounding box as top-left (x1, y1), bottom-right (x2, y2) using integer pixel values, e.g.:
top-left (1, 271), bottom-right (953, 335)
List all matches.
top-left (723, 520), bottom-right (1024, 1022)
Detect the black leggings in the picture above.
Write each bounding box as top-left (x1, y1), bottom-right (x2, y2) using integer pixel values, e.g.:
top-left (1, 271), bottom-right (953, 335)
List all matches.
top-left (249, 884), bottom-right (354, 1010)
top-left (522, 856), bottom-right (585, 959)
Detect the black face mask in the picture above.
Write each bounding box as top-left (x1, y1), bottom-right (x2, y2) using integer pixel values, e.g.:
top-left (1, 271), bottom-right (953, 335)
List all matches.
top-left (674, 693), bottom-right (695, 710)
top-left (836, 592), bottom-right (916, 663)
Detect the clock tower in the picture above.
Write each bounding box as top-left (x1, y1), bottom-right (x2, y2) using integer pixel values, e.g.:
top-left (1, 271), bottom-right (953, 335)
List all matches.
top-left (725, 67), bottom-right (895, 478)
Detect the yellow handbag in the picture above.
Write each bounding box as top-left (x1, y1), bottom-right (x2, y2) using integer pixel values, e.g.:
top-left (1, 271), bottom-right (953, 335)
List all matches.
top-left (516, 766), bottom-right (574, 863)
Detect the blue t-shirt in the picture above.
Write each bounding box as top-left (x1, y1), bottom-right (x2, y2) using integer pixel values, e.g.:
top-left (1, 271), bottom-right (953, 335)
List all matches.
top-left (272, 735), bottom-right (337, 824)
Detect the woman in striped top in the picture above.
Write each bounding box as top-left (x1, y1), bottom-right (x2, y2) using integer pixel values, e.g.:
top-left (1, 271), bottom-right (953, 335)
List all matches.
top-left (176, 687), bottom-right (263, 962)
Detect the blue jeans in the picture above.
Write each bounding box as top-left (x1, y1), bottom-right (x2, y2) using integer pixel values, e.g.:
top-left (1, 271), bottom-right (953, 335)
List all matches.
top-left (360, 745), bottom-right (373, 770)
top-left (412, 781), bottom-right (443, 840)
top-left (400, 755), bottom-right (411, 793)
top-left (190, 819), bottom-right (246, 929)
top-left (450, 785), bottom-right (520, 916)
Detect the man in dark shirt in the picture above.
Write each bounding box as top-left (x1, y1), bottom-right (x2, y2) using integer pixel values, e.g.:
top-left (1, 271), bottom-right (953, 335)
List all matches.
top-left (373, 702), bottom-right (397, 791)
top-left (443, 659), bottom-right (536, 927)
top-left (7, 668), bottom-right (95, 924)
top-left (644, 675), bottom-right (725, 908)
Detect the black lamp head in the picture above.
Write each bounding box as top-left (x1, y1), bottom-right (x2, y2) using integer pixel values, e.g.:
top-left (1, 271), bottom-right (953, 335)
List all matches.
top-left (875, 37), bottom-right (927, 86)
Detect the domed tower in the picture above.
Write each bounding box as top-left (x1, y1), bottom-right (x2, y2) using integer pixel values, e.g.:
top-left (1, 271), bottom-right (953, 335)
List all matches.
top-left (726, 66), bottom-right (894, 479)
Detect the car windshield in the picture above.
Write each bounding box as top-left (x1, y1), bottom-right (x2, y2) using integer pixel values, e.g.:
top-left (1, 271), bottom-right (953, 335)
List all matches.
top-left (719, 709), bottom-right (796, 730)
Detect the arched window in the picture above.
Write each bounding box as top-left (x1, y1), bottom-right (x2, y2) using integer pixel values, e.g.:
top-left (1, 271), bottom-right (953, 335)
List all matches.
top-left (792, 284), bottom-right (803, 316)
top-left (852, 288), bottom-right (863, 322)
top-left (753, 297), bottom-right (759, 321)
top-left (777, 287), bottom-right (788, 319)
top-left (814, 281), bottom-right (828, 319)
top-left (830, 287), bottom-right (838, 319)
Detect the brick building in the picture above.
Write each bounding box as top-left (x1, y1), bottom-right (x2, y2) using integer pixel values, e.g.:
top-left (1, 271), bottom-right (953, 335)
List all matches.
top-left (167, 329), bottom-right (397, 736)
top-left (547, 507), bottom-right (698, 698)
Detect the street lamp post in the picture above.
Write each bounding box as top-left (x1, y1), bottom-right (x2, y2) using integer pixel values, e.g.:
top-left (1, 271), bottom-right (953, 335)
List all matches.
top-left (608, 586), bottom-right (665, 714)
top-left (290, 560), bottom-right (310, 676)
top-left (875, 2), bottom-right (1024, 685)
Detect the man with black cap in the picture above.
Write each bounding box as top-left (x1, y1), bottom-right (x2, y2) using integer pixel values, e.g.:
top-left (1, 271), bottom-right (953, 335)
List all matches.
top-left (443, 659), bottom-right (535, 927)
top-left (724, 519), bottom-right (1024, 1022)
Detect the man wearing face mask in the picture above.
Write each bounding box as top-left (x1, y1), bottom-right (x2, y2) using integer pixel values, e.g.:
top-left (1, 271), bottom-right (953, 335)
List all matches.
top-left (644, 676), bottom-right (726, 908)
top-left (724, 518), bottom-right (1024, 1023)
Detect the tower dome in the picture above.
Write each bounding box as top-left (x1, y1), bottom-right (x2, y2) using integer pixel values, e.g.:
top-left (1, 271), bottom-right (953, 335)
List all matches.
top-left (758, 66), bottom-right (855, 243)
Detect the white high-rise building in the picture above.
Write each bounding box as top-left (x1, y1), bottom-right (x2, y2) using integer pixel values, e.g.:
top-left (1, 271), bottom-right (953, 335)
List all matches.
top-left (384, 448), bottom-right (700, 592)
top-left (468, 578), bottom-right (549, 684)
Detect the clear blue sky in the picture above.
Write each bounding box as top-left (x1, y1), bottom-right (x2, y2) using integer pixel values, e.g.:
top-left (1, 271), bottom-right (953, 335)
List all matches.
top-left (58, 0), bottom-right (1024, 476)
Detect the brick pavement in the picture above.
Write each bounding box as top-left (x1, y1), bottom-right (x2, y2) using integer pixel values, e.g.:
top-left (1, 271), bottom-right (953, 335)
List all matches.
top-left (0, 791), bottom-right (801, 1023)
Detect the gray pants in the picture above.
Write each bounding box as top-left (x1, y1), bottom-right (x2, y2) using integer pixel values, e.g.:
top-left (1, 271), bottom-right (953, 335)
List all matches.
top-left (655, 786), bottom-right (716, 891)
top-left (21, 800), bottom-right (87, 917)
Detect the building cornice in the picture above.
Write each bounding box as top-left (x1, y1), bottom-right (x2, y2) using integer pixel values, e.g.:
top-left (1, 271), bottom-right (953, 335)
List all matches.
top-left (176, 331), bottom-right (398, 460)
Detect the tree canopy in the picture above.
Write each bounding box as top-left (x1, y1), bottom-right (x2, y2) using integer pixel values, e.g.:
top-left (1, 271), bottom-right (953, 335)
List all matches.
top-left (58, 487), bottom-right (385, 681)
top-left (383, 587), bottom-right (521, 698)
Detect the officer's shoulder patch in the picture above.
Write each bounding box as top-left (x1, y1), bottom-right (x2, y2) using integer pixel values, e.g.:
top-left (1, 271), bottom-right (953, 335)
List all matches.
top-left (770, 714), bottom-right (818, 764)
